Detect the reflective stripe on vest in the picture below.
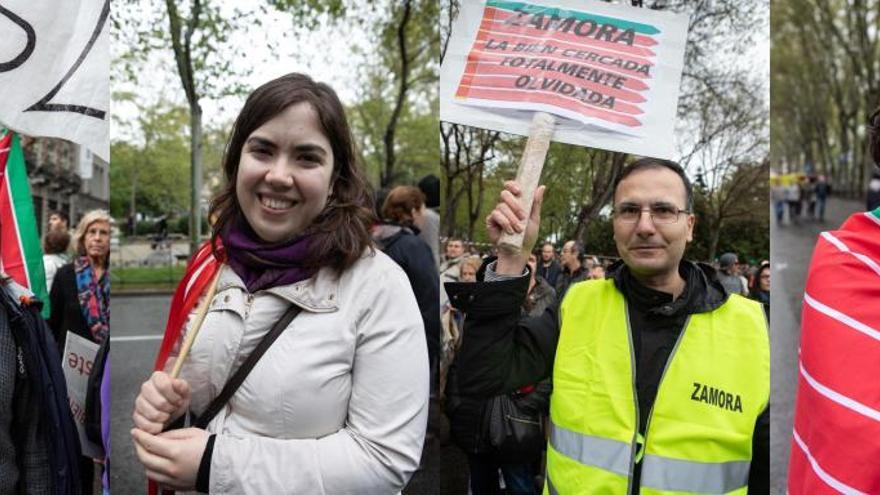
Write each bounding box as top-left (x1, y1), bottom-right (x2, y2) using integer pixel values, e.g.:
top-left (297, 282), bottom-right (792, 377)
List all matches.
top-left (641, 454), bottom-right (750, 493)
top-left (547, 278), bottom-right (769, 494)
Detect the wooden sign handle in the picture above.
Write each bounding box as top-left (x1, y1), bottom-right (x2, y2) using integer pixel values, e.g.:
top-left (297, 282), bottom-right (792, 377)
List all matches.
top-left (169, 268), bottom-right (222, 379)
top-left (498, 112), bottom-right (556, 255)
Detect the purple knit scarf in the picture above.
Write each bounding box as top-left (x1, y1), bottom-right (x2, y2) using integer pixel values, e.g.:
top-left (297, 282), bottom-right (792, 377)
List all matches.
top-left (221, 218), bottom-right (316, 293)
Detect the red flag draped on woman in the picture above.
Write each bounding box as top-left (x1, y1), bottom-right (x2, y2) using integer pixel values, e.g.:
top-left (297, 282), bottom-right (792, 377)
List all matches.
top-left (788, 104), bottom-right (880, 494)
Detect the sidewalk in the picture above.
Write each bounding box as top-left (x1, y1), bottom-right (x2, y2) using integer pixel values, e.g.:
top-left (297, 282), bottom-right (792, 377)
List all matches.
top-left (769, 195), bottom-right (864, 493)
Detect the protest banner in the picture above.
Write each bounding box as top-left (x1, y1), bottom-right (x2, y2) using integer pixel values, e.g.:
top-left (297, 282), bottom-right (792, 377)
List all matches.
top-left (0, 131), bottom-right (49, 316)
top-left (0, 0), bottom-right (109, 160)
top-left (440, 0), bottom-right (688, 159)
top-left (62, 331), bottom-right (103, 459)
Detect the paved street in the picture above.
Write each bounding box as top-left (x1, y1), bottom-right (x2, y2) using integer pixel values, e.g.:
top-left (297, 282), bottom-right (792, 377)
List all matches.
top-left (110, 293), bottom-right (468, 494)
top-left (769, 196), bottom-right (864, 494)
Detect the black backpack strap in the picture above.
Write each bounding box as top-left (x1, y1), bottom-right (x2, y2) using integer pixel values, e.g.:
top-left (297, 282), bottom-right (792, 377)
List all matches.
top-left (193, 304), bottom-right (302, 429)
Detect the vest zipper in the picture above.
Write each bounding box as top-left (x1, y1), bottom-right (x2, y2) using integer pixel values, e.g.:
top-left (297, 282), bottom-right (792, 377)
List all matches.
top-left (637, 314), bottom-right (693, 491)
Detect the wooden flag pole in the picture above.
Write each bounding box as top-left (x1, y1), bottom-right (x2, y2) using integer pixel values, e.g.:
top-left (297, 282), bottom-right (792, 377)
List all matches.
top-left (169, 268), bottom-right (222, 379)
top-left (498, 112), bottom-right (556, 254)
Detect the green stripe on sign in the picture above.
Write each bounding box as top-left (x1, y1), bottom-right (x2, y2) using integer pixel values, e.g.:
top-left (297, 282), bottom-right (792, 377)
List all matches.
top-left (487, 1), bottom-right (662, 35)
top-left (7, 133), bottom-right (49, 317)
top-left (871, 207), bottom-right (880, 221)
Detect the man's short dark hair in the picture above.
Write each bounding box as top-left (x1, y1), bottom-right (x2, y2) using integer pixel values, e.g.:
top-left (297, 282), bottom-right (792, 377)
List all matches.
top-left (613, 158), bottom-right (694, 210)
top-left (49, 209), bottom-right (69, 226)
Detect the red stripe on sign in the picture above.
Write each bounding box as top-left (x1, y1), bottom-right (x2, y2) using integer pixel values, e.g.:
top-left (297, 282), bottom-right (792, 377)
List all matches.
top-left (800, 302), bottom-right (880, 412)
top-left (457, 86), bottom-right (642, 127)
top-left (480, 8), bottom-right (656, 57)
top-left (458, 3), bottom-right (503, 99)
top-left (460, 82), bottom-right (642, 115)
top-left (465, 51), bottom-right (650, 90)
top-left (462, 59), bottom-right (647, 102)
top-left (483, 7), bottom-right (658, 47)
top-left (792, 378), bottom-right (880, 492)
top-left (476, 31), bottom-right (655, 76)
top-left (463, 73), bottom-right (645, 104)
top-left (0, 138), bottom-right (27, 286)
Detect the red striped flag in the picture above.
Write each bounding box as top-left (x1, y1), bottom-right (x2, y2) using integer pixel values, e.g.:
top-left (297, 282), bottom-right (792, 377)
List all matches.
top-left (148, 239), bottom-right (223, 495)
top-left (788, 209), bottom-right (880, 494)
top-left (0, 131), bottom-right (49, 316)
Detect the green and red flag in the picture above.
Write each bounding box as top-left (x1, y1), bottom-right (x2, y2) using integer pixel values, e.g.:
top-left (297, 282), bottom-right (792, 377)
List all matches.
top-left (0, 130), bottom-right (49, 317)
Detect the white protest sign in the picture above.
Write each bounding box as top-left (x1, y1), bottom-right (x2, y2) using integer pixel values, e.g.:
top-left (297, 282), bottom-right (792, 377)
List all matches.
top-left (440, 0), bottom-right (688, 159)
top-left (0, 1), bottom-right (109, 161)
top-left (61, 331), bottom-right (103, 459)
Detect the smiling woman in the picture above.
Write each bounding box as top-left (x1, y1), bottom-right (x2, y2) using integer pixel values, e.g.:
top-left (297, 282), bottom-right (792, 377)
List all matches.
top-left (131, 73), bottom-right (429, 494)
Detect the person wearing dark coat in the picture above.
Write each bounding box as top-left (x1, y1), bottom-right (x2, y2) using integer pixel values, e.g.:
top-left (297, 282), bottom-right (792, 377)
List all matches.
top-left (374, 186), bottom-right (441, 372)
top-left (447, 159), bottom-right (769, 494)
top-left (47, 209), bottom-right (111, 495)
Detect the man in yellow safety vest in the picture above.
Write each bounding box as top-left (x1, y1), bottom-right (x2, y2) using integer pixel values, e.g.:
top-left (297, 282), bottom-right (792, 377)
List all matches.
top-left (445, 158), bottom-right (769, 494)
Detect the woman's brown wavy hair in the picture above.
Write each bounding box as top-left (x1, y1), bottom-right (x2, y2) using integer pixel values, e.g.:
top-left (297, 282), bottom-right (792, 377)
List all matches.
top-left (209, 73), bottom-right (376, 274)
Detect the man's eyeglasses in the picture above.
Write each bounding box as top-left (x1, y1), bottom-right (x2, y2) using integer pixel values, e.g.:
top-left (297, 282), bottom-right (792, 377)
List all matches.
top-left (613, 204), bottom-right (691, 224)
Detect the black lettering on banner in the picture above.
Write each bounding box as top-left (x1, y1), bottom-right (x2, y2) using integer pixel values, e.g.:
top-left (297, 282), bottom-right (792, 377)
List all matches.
top-left (24, 0), bottom-right (110, 120)
top-left (0, 5), bottom-right (36, 72)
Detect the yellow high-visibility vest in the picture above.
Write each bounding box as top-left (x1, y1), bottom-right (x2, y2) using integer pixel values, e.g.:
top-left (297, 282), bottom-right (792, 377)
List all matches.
top-left (545, 279), bottom-right (769, 494)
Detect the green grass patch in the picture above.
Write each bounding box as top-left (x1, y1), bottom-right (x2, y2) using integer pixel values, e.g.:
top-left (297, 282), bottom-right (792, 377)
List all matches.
top-left (111, 266), bottom-right (186, 288)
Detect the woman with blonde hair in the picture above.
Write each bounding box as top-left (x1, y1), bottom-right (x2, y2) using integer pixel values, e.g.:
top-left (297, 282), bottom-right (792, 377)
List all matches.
top-left (47, 208), bottom-right (112, 495)
top-left (48, 209), bottom-right (111, 349)
top-left (131, 73), bottom-right (428, 494)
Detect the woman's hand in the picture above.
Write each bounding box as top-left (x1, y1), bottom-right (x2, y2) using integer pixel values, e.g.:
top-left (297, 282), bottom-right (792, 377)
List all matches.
top-left (132, 371), bottom-right (191, 434)
top-left (132, 427), bottom-right (209, 490)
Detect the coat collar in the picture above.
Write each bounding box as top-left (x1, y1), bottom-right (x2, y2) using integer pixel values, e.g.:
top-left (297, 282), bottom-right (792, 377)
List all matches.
top-left (216, 264), bottom-right (339, 313)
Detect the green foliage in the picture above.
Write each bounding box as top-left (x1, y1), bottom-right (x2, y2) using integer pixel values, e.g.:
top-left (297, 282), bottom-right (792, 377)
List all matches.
top-left (109, 102), bottom-right (190, 218)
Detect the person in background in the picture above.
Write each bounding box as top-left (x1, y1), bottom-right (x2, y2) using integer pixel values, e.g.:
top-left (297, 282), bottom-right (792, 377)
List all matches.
top-left (590, 263), bottom-right (606, 280)
top-left (718, 252), bottom-right (748, 296)
top-left (749, 262), bottom-right (770, 319)
top-left (417, 174), bottom-right (441, 266)
top-left (441, 238), bottom-right (466, 283)
top-left (459, 256), bottom-right (481, 283)
top-left (374, 185), bottom-right (441, 400)
top-left (47, 209), bottom-right (69, 234)
top-left (535, 242), bottom-right (561, 288)
top-left (525, 253), bottom-right (556, 318)
top-left (814, 175), bottom-right (830, 222)
top-left (42, 229), bottom-right (71, 292)
top-left (47, 209), bottom-right (112, 495)
top-left (555, 240), bottom-right (588, 299)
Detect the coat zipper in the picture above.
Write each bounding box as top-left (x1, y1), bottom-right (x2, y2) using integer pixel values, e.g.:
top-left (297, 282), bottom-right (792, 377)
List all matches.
top-left (630, 313), bottom-right (693, 494)
top-left (624, 300), bottom-right (640, 495)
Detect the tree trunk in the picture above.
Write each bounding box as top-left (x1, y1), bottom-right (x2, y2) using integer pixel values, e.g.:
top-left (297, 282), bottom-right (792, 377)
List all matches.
top-left (190, 103), bottom-right (203, 254)
top-left (381, 0), bottom-right (412, 188)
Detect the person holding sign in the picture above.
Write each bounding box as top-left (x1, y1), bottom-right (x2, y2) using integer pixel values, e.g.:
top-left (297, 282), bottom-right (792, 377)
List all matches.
top-left (445, 159), bottom-right (769, 494)
top-left (47, 208), bottom-right (111, 495)
top-left (130, 73), bottom-right (428, 494)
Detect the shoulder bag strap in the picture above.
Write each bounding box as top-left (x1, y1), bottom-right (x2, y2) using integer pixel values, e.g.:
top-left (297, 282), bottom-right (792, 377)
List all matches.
top-left (193, 304), bottom-right (302, 429)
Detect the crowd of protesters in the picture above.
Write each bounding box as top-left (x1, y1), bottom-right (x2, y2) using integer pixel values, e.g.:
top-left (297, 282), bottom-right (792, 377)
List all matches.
top-left (771, 174), bottom-right (832, 225)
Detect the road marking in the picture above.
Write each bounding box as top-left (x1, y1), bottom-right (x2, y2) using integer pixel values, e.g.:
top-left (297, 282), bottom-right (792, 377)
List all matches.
top-left (111, 335), bottom-right (163, 342)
